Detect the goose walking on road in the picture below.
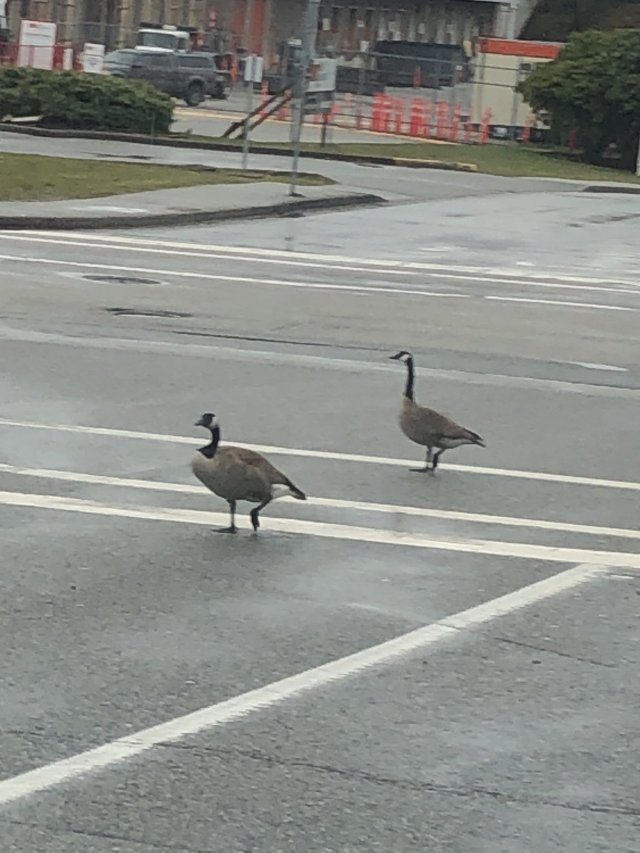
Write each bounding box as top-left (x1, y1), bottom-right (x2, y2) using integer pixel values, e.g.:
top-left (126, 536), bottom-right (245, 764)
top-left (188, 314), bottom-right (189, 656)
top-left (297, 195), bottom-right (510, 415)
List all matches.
top-left (192, 412), bottom-right (306, 533)
top-left (389, 351), bottom-right (485, 473)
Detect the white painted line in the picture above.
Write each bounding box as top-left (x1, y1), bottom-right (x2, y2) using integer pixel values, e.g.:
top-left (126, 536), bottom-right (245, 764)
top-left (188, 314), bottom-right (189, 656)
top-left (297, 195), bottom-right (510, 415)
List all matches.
top-left (1, 234), bottom-right (637, 296)
top-left (2, 490), bottom-right (640, 568)
top-left (3, 231), bottom-right (637, 288)
top-left (0, 561), bottom-right (608, 807)
top-left (485, 295), bottom-right (635, 313)
top-left (2, 328), bottom-right (637, 400)
top-left (0, 234), bottom-right (428, 278)
top-left (1, 417), bottom-right (639, 493)
top-left (2, 462), bottom-right (640, 541)
top-left (0, 254), bottom-right (468, 301)
top-left (427, 272), bottom-right (640, 296)
top-left (565, 361), bottom-right (628, 373)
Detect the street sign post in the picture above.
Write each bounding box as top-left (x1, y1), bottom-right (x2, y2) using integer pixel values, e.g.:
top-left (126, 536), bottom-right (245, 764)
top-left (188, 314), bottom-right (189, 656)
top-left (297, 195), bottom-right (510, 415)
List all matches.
top-left (241, 0), bottom-right (255, 171)
top-left (241, 54), bottom-right (263, 170)
top-left (304, 57), bottom-right (337, 115)
top-left (289, 0), bottom-right (321, 196)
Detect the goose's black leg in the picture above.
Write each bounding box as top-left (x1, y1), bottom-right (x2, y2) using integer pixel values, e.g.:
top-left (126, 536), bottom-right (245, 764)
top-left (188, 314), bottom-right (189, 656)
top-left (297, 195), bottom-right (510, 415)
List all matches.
top-left (250, 497), bottom-right (272, 532)
top-left (216, 499), bottom-right (238, 533)
top-left (410, 446), bottom-right (433, 473)
top-left (431, 450), bottom-right (444, 472)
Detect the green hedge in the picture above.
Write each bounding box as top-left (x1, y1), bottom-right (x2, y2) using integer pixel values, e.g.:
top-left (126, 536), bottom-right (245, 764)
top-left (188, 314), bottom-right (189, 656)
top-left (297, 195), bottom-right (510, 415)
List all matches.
top-left (0, 66), bottom-right (173, 134)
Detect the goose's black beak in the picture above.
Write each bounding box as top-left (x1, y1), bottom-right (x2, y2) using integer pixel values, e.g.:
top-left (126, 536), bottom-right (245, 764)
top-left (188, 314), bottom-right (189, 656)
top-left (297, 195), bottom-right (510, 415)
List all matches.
top-left (195, 416), bottom-right (206, 427)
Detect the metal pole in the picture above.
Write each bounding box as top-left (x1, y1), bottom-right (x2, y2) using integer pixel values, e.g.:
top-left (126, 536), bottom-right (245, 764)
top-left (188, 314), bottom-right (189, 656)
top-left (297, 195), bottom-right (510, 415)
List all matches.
top-left (289, 0), bottom-right (321, 197)
top-left (241, 0), bottom-right (255, 171)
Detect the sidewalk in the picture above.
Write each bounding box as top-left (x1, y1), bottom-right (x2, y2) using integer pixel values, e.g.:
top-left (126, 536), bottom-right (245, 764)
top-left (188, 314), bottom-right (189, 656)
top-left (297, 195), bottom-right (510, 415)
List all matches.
top-left (0, 182), bottom-right (385, 231)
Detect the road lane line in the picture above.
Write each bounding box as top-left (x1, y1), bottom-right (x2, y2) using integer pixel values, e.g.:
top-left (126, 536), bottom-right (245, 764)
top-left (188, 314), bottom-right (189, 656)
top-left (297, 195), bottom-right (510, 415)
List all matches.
top-left (1, 462), bottom-right (639, 540)
top-left (1, 491), bottom-right (640, 568)
top-left (1, 328), bottom-right (638, 399)
top-left (0, 254), bottom-right (468, 301)
top-left (1, 234), bottom-right (637, 296)
top-left (2, 253), bottom-right (636, 312)
top-left (1, 417), bottom-right (639, 493)
top-left (3, 231), bottom-right (637, 288)
top-left (485, 296), bottom-right (635, 312)
top-left (0, 561), bottom-right (607, 807)
top-left (0, 234), bottom-right (429, 278)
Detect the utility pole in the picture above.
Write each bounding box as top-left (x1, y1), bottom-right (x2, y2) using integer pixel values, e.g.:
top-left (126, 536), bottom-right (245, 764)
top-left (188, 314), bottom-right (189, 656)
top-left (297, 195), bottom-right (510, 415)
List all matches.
top-left (241, 0), bottom-right (255, 171)
top-left (289, 0), bottom-right (321, 197)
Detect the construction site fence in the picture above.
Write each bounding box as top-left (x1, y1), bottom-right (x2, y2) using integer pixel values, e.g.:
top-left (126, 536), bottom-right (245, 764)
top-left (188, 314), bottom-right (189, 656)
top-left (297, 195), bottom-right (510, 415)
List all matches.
top-left (263, 88), bottom-right (506, 146)
top-left (0, 42), bottom-right (547, 144)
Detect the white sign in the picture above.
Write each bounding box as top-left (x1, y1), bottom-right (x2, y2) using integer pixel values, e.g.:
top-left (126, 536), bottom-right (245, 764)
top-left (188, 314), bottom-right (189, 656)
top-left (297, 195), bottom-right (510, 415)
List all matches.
top-left (82, 42), bottom-right (105, 74)
top-left (308, 58), bottom-right (337, 94)
top-left (243, 54), bottom-right (264, 84)
top-left (17, 19), bottom-right (57, 70)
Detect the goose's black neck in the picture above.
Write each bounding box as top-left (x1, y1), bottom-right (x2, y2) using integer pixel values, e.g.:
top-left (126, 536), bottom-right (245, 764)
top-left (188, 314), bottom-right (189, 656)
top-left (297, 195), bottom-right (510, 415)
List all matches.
top-left (199, 425), bottom-right (220, 459)
top-left (404, 357), bottom-right (415, 401)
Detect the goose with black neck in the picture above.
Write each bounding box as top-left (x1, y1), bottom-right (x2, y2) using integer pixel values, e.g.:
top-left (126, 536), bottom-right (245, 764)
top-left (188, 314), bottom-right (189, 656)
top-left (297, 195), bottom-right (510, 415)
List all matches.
top-left (191, 412), bottom-right (306, 533)
top-left (390, 350), bottom-right (485, 473)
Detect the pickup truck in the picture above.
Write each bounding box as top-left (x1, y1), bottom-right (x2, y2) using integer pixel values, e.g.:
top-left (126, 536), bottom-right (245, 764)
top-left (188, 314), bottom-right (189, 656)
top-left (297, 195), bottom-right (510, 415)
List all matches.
top-left (103, 49), bottom-right (229, 106)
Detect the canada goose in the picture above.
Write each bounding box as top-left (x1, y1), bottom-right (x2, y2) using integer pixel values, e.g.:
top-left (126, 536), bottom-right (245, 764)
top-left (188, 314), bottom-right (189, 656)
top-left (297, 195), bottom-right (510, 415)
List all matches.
top-left (191, 412), bottom-right (306, 533)
top-left (389, 351), bottom-right (485, 473)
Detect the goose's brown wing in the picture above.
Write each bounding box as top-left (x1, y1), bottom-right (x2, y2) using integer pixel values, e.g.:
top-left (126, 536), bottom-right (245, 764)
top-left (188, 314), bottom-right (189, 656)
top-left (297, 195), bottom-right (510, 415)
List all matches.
top-left (227, 446), bottom-right (291, 484)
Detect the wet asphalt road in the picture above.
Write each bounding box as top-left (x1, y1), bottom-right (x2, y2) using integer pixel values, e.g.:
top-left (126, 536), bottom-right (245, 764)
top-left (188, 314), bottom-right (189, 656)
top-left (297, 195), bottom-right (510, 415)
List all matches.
top-left (0, 181), bottom-right (639, 851)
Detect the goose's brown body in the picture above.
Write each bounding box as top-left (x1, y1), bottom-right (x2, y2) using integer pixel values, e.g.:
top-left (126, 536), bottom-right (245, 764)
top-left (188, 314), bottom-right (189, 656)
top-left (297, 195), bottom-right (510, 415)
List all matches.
top-left (192, 413), bottom-right (305, 532)
top-left (399, 397), bottom-right (482, 451)
top-left (390, 351), bottom-right (485, 471)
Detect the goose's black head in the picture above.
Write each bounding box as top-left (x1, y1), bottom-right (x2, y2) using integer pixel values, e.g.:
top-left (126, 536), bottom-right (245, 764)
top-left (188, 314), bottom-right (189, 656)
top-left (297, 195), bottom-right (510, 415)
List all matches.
top-left (389, 350), bottom-right (413, 363)
top-left (195, 412), bottom-right (220, 458)
top-left (195, 412), bottom-right (218, 429)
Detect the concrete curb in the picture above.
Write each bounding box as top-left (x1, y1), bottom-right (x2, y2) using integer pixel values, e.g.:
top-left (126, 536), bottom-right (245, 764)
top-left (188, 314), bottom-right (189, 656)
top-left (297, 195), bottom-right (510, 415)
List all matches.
top-left (582, 184), bottom-right (640, 195)
top-left (0, 192), bottom-right (386, 231)
top-left (391, 156), bottom-right (477, 172)
top-left (0, 122), bottom-right (478, 173)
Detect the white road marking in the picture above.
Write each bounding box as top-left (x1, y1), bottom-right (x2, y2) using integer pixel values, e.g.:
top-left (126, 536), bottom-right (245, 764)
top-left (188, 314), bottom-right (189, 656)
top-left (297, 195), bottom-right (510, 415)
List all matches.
top-left (423, 272), bottom-right (639, 296)
top-left (1, 233), bottom-right (637, 296)
top-left (565, 361), bottom-right (628, 372)
top-left (0, 234), bottom-right (428, 278)
top-left (0, 254), bottom-right (468, 301)
top-left (1, 328), bottom-right (637, 400)
top-left (485, 295), bottom-right (635, 313)
top-left (0, 561), bottom-right (608, 807)
top-left (2, 252), bottom-right (636, 313)
top-left (1, 462), bottom-right (639, 541)
top-left (1, 417), bottom-right (639, 493)
top-left (1, 491), bottom-right (640, 568)
top-left (3, 231), bottom-right (636, 288)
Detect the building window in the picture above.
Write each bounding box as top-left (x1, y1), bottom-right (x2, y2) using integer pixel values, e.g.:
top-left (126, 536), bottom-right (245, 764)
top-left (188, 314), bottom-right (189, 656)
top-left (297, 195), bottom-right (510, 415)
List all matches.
top-left (331, 6), bottom-right (341, 34)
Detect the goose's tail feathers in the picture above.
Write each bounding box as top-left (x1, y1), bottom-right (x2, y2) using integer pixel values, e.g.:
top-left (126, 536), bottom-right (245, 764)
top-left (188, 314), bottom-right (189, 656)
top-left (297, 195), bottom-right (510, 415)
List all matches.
top-left (468, 430), bottom-right (486, 448)
top-left (286, 479), bottom-right (307, 500)
top-left (273, 477), bottom-right (306, 501)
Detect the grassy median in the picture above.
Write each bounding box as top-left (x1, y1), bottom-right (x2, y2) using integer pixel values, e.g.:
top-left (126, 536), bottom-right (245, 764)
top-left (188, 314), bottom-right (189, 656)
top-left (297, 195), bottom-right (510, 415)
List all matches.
top-left (0, 152), bottom-right (332, 201)
top-left (311, 140), bottom-right (640, 182)
top-left (186, 133), bottom-right (640, 183)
